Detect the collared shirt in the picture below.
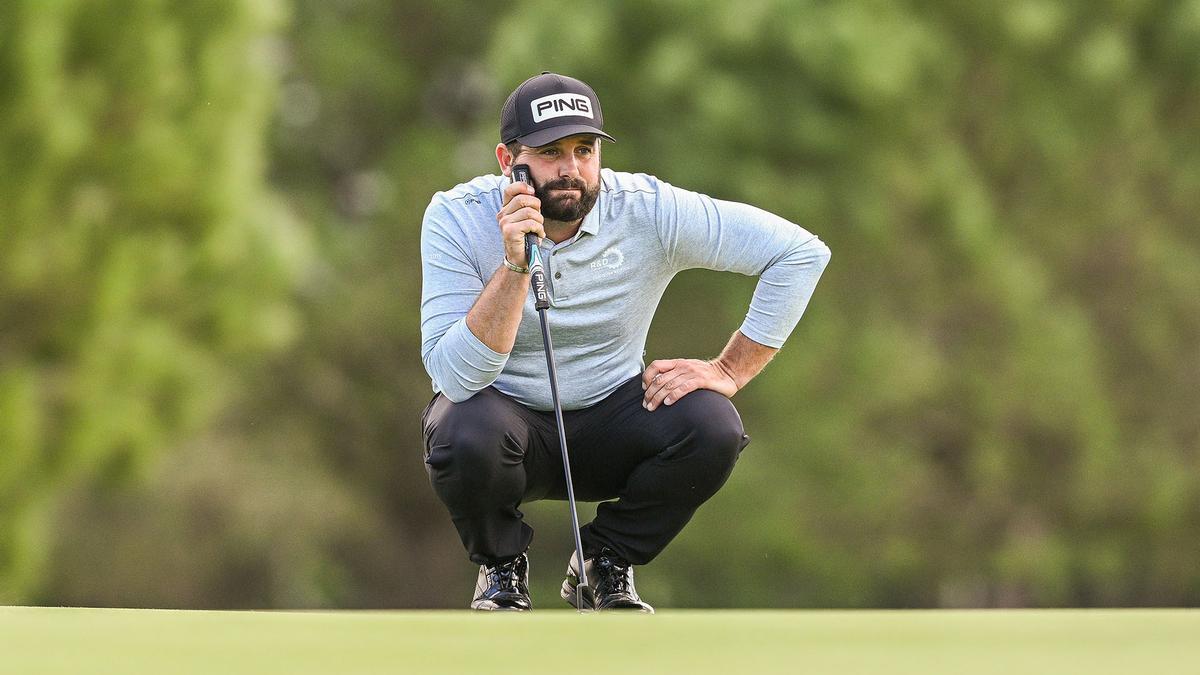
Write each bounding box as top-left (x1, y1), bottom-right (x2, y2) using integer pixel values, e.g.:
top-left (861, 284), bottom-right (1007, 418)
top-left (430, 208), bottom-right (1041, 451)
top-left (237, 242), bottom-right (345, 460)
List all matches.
top-left (420, 168), bottom-right (831, 411)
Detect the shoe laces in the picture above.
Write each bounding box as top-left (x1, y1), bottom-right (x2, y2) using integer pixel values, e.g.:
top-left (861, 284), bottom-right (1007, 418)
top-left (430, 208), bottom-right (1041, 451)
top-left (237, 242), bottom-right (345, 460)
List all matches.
top-left (487, 556), bottom-right (524, 592)
top-left (596, 551), bottom-right (633, 595)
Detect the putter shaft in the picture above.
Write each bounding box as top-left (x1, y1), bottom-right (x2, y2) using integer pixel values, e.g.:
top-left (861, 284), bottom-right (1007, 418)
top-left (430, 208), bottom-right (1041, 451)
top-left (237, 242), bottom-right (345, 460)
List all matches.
top-left (525, 239), bottom-right (591, 612)
top-left (537, 308), bottom-right (591, 608)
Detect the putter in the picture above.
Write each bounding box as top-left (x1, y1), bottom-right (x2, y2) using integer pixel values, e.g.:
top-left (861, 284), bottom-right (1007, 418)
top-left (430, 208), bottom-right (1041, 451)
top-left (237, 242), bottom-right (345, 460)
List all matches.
top-left (513, 164), bottom-right (593, 612)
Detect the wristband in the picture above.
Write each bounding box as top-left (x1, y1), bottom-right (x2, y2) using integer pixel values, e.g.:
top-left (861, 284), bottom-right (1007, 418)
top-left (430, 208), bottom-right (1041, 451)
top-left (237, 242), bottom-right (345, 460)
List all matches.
top-left (503, 257), bottom-right (529, 274)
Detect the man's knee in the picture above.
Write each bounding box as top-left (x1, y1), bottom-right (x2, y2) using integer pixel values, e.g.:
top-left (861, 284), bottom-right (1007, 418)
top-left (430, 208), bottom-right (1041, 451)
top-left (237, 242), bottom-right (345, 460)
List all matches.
top-left (423, 390), bottom-right (525, 506)
top-left (689, 389), bottom-right (748, 451)
top-left (427, 422), bottom-right (505, 473)
top-left (666, 391), bottom-right (749, 499)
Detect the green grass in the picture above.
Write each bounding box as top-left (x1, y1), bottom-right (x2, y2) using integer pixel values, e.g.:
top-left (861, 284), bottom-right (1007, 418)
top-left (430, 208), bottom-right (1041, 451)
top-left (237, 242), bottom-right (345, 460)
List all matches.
top-left (3, 607), bottom-right (1197, 674)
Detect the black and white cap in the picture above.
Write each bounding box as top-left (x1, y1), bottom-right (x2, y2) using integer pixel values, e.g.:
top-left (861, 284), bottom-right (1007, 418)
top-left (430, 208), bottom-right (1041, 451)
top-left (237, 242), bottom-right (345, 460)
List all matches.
top-left (500, 72), bottom-right (616, 147)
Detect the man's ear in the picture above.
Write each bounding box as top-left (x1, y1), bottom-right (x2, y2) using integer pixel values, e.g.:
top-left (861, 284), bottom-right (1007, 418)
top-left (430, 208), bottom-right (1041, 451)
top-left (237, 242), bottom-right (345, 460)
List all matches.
top-left (495, 143), bottom-right (514, 176)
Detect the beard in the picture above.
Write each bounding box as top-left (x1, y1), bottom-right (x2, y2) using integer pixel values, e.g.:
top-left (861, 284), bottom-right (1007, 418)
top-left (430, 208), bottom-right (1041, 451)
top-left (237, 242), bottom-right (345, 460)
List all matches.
top-left (534, 175), bottom-right (600, 223)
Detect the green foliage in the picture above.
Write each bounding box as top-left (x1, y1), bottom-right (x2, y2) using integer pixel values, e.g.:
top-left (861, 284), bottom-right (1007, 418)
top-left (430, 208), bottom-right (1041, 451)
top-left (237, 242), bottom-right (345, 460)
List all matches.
top-left (0, 0), bottom-right (304, 600)
top-left (4, 0), bottom-right (1198, 608)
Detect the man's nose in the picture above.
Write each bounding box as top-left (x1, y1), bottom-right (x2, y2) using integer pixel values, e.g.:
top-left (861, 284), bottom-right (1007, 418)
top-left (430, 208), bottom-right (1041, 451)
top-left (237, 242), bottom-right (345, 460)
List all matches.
top-left (557, 154), bottom-right (581, 178)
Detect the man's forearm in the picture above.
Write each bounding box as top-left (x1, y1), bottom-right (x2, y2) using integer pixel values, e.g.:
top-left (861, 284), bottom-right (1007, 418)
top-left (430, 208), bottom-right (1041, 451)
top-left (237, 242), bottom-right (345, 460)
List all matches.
top-left (710, 330), bottom-right (778, 392)
top-left (466, 264), bottom-right (529, 354)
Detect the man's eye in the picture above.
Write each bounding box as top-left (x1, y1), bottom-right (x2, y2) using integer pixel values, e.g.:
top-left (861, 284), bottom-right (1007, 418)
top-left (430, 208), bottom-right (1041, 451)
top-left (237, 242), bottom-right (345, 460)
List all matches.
top-left (541, 149), bottom-right (558, 156)
top-left (577, 147), bottom-right (592, 155)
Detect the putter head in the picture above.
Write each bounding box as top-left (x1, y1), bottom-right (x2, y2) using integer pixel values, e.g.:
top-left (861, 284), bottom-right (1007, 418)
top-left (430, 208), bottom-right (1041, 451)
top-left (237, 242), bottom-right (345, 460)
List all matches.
top-left (576, 583), bottom-right (595, 613)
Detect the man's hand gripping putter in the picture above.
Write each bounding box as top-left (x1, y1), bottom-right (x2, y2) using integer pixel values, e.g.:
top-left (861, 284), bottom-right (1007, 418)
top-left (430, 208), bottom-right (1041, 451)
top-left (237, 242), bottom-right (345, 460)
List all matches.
top-left (512, 164), bottom-right (551, 310)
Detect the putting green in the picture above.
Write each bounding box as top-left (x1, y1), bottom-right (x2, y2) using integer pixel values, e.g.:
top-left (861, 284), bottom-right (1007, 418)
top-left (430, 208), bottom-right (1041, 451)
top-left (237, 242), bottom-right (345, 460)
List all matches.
top-left (3, 607), bottom-right (1196, 674)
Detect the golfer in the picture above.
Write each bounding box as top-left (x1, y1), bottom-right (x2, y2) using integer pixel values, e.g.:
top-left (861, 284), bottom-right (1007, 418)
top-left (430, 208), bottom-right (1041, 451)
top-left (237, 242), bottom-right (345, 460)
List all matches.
top-left (420, 72), bottom-right (830, 611)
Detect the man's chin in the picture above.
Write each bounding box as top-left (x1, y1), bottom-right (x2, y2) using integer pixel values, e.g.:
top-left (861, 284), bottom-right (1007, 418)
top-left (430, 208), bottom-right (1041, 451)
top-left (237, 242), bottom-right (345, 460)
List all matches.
top-left (540, 186), bottom-right (599, 222)
top-left (544, 210), bottom-right (584, 222)
top-left (544, 199), bottom-right (587, 223)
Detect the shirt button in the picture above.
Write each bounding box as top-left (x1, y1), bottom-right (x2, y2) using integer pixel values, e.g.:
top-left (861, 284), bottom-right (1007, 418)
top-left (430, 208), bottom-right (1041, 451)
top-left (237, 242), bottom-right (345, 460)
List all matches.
top-left (554, 271), bottom-right (562, 279)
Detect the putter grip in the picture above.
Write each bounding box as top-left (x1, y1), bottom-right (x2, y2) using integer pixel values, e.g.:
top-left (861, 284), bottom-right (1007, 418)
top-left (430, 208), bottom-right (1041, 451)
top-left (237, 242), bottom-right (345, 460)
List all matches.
top-left (524, 232), bottom-right (538, 265)
top-left (527, 241), bottom-right (550, 310)
top-left (512, 164), bottom-right (550, 310)
top-left (512, 164), bottom-right (537, 263)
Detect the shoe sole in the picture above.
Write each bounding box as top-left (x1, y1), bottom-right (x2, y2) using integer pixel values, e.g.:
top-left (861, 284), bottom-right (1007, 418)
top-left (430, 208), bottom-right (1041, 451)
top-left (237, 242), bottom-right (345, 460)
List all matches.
top-left (470, 600), bottom-right (530, 611)
top-left (562, 579), bottom-right (653, 613)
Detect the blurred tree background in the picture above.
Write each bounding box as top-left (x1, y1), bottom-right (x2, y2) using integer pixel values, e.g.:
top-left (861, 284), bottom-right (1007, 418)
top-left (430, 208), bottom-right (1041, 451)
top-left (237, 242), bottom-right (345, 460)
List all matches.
top-left (1, 0), bottom-right (1198, 608)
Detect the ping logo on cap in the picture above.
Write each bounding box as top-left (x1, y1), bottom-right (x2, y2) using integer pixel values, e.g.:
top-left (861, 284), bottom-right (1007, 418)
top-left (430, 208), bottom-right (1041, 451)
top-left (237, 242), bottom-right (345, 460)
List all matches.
top-left (530, 93), bottom-right (593, 123)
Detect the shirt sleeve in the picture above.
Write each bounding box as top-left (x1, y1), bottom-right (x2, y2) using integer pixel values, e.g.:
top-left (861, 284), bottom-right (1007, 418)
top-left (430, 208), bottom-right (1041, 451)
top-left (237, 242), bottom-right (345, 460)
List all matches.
top-left (420, 199), bottom-right (509, 402)
top-left (655, 179), bottom-right (831, 349)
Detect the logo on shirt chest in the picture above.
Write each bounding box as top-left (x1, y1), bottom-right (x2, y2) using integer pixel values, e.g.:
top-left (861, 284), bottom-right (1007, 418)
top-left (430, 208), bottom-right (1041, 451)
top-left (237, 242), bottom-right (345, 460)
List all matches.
top-left (589, 246), bottom-right (625, 273)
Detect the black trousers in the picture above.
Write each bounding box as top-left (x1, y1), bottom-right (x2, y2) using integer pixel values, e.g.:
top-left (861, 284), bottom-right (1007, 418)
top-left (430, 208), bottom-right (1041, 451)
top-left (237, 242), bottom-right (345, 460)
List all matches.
top-left (420, 375), bottom-right (750, 566)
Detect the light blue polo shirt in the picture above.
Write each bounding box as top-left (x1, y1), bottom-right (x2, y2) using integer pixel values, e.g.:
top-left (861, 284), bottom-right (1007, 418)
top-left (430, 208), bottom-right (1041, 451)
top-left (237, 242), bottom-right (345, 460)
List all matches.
top-left (420, 168), bottom-right (830, 411)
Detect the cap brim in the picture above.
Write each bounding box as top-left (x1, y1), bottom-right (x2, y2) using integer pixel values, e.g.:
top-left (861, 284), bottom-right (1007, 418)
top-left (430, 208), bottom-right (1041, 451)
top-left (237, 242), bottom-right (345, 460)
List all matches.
top-left (516, 124), bottom-right (616, 148)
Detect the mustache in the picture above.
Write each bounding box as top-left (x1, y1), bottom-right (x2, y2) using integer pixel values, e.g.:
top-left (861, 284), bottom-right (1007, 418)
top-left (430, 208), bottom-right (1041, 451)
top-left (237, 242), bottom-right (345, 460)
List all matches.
top-left (540, 177), bottom-right (587, 191)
